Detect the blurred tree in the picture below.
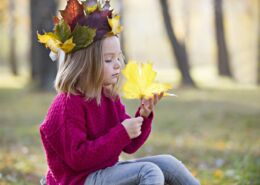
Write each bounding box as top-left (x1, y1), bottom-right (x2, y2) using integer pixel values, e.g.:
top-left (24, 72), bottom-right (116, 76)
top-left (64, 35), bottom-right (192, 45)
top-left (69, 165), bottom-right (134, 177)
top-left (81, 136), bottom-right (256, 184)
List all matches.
top-left (30, 0), bottom-right (58, 90)
top-left (214, 0), bottom-right (232, 77)
top-left (256, 1), bottom-right (260, 85)
top-left (257, 12), bottom-right (260, 85)
top-left (8, 0), bottom-right (18, 76)
top-left (0, 0), bottom-right (7, 66)
top-left (159, 0), bottom-right (195, 87)
top-left (117, 0), bottom-right (128, 64)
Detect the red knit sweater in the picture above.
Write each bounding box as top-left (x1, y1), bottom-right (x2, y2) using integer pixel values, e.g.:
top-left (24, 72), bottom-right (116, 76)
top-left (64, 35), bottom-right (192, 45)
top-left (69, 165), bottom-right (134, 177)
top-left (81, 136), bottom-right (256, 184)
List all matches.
top-left (39, 91), bottom-right (154, 185)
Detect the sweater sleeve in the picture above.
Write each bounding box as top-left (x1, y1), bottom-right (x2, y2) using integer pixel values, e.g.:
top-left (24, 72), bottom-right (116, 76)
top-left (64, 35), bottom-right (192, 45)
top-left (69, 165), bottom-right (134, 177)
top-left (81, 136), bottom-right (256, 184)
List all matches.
top-left (41, 96), bottom-right (131, 172)
top-left (116, 98), bottom-right (154, 154)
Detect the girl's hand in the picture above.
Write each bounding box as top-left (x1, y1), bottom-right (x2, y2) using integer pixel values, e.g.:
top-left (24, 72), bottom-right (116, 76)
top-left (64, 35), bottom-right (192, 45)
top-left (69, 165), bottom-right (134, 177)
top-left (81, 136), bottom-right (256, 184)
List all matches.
top-left (140, 92), bottom-right (164, 118)
top-left (122, 117), bottom-right (144, 139)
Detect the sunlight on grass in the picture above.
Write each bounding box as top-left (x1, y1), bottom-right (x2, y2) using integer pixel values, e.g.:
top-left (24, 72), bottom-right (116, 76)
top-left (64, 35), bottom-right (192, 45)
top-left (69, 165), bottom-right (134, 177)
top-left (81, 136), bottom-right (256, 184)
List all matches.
top-left (0, 69), bottom-right (29, 89)
top-left (155, 65), bottom-right (258, 90)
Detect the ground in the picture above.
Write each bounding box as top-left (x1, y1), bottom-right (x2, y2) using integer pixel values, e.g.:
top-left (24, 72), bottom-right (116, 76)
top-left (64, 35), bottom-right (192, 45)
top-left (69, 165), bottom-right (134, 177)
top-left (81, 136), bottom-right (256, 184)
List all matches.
top-left (0, 73), bottom-right (259, 185)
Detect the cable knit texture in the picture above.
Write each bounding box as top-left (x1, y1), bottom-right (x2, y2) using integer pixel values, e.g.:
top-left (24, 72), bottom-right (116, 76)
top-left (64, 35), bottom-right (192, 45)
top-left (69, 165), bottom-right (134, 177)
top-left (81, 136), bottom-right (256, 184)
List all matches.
top-left (39, 91), bottom-right (154, 185)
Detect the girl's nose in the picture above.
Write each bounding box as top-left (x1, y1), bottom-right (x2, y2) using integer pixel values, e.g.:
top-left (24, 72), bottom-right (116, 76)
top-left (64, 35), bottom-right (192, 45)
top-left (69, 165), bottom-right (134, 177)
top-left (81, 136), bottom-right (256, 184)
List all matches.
top-left (114, 59), bottom-right (121, 69)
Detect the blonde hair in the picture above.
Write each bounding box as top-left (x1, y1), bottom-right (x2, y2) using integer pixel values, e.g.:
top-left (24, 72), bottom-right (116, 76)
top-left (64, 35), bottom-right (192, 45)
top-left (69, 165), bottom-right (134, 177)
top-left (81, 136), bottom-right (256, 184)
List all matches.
top-left (54, 38), bottom-right (124, 105)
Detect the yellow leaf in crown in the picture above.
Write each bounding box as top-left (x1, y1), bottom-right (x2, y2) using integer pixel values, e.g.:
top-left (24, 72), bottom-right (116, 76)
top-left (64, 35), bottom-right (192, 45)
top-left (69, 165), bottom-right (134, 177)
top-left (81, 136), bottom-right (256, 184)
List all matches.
top-left (37, 32), bottom-right (61, 53)
top-left (84, 3), bottom-right (98, 14)
top-left (37, 32), bottom-right (75, 54)
top-left (61, 37), bottom-right (76, 53)
top-left (108, 15), bottom-right (123, 35)
top-left (121, 61), bottom-right (176, 99)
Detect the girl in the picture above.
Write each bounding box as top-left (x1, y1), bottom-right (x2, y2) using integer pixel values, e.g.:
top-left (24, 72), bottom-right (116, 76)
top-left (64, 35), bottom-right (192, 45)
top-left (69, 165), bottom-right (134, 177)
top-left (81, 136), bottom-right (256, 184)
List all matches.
top-left (39, 0), bottom-right (200, 184)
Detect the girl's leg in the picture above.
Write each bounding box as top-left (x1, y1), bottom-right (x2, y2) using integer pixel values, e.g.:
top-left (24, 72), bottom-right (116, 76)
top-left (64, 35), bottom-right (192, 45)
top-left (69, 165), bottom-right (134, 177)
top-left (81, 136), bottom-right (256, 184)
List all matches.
top-left (84, 160), bottom-right (165, 185)
top-left (132, 154), bottom-right (200, 185)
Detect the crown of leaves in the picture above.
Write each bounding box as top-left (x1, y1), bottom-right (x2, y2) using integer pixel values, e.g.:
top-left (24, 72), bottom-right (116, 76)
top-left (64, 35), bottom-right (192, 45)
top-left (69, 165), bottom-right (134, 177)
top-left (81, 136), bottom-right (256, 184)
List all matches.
top-left (37, 0), bottom-right (123, 54)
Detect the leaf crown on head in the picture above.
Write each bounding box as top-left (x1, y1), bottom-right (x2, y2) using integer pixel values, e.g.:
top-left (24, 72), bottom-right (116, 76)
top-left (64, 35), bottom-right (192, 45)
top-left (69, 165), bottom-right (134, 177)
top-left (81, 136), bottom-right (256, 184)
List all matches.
top-left (37, 0), bottom-right (123, 54)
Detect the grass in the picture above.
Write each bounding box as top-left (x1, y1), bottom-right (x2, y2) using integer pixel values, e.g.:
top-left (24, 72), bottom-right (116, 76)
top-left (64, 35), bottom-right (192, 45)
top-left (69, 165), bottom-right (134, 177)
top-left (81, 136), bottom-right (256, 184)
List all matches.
top-left (0, 72), bottom-right (259, 185)
top-left (122, 87), bottom-right (260, 185)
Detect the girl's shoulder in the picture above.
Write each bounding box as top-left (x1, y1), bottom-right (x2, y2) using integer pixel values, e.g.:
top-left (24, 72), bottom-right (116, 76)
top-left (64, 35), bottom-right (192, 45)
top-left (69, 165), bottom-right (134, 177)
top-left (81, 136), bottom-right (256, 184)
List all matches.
top-left (40, 92), bottom-right (86, 136)
top-left (48, 92), bottom-right (86, 117)
top-left (54, 92), bottom-right (85, 104)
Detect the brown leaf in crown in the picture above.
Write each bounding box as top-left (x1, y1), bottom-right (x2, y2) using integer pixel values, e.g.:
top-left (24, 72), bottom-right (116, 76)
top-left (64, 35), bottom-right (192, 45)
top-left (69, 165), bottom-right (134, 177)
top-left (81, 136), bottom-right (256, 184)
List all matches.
top-left (59, 0), bottom-right (85, 30)
top-left (37, 0), bottom-right (123, 54)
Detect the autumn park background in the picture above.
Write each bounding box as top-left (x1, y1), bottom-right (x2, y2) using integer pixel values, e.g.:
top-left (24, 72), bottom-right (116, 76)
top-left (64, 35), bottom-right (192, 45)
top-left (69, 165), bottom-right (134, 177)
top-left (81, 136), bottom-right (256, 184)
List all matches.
top-left (0, 0), bottom-right (259, 184)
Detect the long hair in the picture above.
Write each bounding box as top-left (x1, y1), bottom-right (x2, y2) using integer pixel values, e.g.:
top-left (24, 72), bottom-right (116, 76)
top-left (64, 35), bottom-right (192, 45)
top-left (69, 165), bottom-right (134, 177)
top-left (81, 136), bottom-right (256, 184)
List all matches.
top-left (54, 38), bottom-right (124, 105)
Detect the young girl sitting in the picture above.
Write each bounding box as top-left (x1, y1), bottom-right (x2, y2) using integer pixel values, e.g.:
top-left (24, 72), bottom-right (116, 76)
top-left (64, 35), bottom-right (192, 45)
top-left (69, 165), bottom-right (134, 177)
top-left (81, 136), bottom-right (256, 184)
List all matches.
top-left (38, 0), bottom-right (200, 184)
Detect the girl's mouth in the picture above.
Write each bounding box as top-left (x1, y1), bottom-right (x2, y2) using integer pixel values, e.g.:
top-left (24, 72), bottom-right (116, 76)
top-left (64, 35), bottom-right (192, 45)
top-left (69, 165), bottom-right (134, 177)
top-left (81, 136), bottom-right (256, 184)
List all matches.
top-left (112, 73), bottom-right (119, 77)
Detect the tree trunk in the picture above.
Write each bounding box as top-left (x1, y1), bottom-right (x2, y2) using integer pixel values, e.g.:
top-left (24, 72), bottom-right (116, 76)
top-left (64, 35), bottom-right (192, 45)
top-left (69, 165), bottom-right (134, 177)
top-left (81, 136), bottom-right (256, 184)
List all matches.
top-left (214, 0), bottom-right (232, 77)
top-left (257, 0), bottom-right (260, 85)
top-left (30, 0), bottom-right (58, 90)
top-left (257, 23), bottom-right (260, 84)
top-left (9, 0), bottom-right (18, 76)
top-left (117, 0), bottom-right (128, 64)
top-left (159, 0), bottom-right (195, 87)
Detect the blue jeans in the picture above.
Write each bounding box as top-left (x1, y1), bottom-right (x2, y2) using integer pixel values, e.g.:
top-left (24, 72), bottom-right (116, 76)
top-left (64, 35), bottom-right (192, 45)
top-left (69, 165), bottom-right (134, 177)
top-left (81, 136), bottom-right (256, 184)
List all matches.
top-left (84, 154), bottom-right (200, 185)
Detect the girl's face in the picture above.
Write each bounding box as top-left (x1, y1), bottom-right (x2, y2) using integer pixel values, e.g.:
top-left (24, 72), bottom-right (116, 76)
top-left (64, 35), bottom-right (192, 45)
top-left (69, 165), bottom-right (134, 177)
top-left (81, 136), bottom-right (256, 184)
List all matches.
top-left (102, 36), bottom-right (123, 86)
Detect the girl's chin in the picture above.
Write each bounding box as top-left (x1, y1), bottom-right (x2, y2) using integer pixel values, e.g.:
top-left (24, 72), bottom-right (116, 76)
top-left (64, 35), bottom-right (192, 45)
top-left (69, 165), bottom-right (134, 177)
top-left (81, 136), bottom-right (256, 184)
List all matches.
top-left (103, 80), bottom-right (117, 86)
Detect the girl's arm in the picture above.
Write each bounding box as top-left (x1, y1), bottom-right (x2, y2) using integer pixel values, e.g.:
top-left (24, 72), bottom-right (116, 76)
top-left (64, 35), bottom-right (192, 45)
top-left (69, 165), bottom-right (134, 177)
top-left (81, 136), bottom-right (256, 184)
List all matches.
top-left (116, 98), bottom-right (154, 154)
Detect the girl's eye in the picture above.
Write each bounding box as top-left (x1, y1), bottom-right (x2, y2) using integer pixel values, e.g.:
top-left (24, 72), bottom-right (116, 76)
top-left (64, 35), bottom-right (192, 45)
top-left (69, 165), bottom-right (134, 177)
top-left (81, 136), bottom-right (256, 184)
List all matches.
top-left (105, 60), bottom-right (112, 63)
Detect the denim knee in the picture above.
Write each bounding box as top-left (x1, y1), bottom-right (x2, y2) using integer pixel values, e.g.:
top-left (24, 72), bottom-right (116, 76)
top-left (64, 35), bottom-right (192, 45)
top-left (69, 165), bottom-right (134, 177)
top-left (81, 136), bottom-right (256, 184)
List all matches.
top-left (139, 162), bottom-right (165, 185)
top-left (158, 154), bottom-right (180, 164)
top-left (160, 155), bottom-right (200, 185)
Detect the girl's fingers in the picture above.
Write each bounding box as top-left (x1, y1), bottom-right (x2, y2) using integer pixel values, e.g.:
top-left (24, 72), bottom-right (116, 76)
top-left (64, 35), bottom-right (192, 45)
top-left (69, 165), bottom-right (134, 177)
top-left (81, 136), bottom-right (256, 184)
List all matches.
top-left (149, 98), bottom-right (154, 110)
top-left (153, 95), bottom-right (156, 105)
top-left (154, 94), bottom-right (159, 105)
top-left (141, 98), bottom-right (145, 105)
top-left (144, 99), bottom-right (150, 107)
top-left (141, 92), bottom-right (164, 112)
top-left (141, 92), bottom-right (164, 104)
top-left (142, 95), bottom-right (160, 110)
top-left (142, 103), bottom-right (150, 113)
top-left (143, 99), bottom-right (150, 109)
top-left (159, 92), bottom-right (164, 100)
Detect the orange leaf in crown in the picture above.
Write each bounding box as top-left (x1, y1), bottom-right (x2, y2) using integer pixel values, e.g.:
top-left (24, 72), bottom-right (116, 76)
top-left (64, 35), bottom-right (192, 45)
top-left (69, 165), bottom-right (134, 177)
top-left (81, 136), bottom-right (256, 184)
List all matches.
top-left (53, 16), bottom-right (60, 25)
top-left (60, 0), bottom-right (84, 30)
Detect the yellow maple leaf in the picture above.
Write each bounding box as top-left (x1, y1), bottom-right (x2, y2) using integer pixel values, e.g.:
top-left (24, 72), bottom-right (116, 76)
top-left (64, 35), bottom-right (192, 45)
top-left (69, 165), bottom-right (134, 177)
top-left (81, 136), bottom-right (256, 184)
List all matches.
top-left (61, 37), bottom-right (76, 53)
top-left (121, 61), bottom-right (176, 99)
top-left (37, 32), bottom-right (75, 54)
top-left (37, 32), bottom-right (61, 53)
top-left (108, 15), bottom-right (123, 35)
